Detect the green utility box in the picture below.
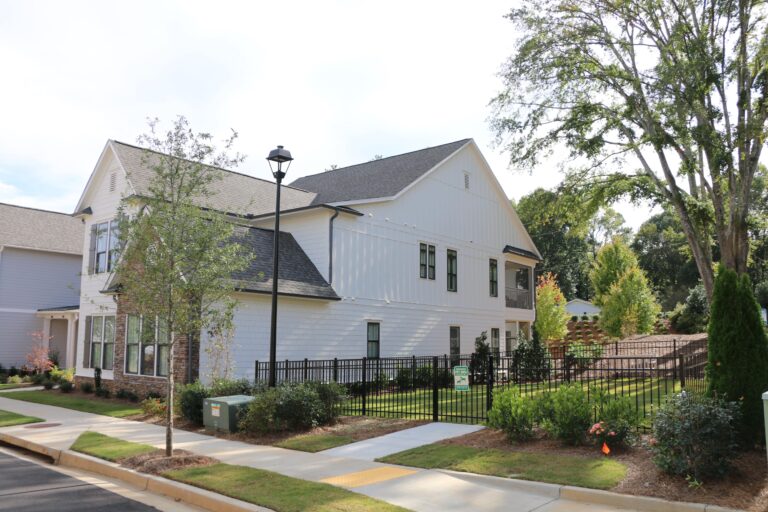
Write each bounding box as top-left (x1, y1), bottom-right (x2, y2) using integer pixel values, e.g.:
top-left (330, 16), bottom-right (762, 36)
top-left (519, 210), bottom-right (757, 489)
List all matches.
top-left (203, 394), bottom-right (254, 433)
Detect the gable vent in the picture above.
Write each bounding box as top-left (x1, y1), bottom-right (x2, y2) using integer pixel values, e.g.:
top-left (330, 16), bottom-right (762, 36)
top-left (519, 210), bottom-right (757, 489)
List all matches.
top-left (109, 172), bottom-right (117, 192)
top-left (463, 172), bottom-right (470, 189)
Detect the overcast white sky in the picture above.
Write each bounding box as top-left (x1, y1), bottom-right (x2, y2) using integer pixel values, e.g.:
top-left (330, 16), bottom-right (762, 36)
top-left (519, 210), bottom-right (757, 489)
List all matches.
top-left (0, 0), bottom-right (655, 229)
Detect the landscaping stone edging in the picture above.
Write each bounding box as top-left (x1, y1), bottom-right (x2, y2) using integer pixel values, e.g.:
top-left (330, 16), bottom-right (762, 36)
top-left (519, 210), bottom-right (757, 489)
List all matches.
top-left (0, 432), bottom-right (268, 512)
top-left (437, 469), bottom-right (743, 512)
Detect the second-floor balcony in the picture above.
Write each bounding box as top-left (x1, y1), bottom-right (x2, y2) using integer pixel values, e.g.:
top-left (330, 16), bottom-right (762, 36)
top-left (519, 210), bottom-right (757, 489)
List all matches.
top-left (505, 287), bottom-right (532, 309)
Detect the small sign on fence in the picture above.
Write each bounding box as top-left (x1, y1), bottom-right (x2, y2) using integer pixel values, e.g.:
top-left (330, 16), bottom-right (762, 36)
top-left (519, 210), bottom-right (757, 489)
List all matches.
top-left (453, 365), bottom-right (469, 391)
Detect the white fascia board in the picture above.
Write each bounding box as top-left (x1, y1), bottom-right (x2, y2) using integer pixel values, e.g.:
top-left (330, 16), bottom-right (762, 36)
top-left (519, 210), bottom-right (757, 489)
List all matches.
top-left (74, 140), bottom-right (137, 215)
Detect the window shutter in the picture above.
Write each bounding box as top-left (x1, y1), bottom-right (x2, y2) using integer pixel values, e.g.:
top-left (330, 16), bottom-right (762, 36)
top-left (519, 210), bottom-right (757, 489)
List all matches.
top-left (82, 316), bottom-right (92, 368)
top-left (87, 225), bottom-right (97, 275)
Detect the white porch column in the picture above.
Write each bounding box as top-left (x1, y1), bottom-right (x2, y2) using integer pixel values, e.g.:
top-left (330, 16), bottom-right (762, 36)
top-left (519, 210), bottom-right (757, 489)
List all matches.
top-left (65, 315), bottom-right (77, 369)
top-left (42, 318), bottom-right (51, 349)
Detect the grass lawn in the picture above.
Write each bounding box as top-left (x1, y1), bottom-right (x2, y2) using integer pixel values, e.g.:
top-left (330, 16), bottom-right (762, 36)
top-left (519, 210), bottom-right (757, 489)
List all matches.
top-left (71, 432), bottom-right (157, 461)
top-left (2, 390), bottom-right (142, 418)
top-left (378, 443), bottom-right (627, 490)
top-left (350, 378), bottom-right (699, 423)
top-left (275, 433), bottom-right (355, 453)
top-left (72, 432), bottom-right (407, 512)
top-left (0, 383), bottom-right (32, 391)
top-left (0, 409), bottom-right (43, 427)
top-left (167, 463), bottom-right (409, 512)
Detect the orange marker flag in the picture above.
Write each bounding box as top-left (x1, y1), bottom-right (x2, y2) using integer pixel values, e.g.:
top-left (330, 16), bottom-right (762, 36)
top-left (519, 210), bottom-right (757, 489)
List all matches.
top-left (601, 442), bottom-right (611, 455)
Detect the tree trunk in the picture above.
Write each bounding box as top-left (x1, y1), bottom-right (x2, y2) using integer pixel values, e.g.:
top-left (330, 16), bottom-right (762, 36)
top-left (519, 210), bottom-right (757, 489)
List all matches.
top-left (166, 335), bottom-right (174, 457)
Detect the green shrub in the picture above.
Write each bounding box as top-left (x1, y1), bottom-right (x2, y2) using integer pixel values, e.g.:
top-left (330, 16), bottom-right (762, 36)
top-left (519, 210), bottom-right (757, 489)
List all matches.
top-left (94, 368), bottom-right (102, 390)
top-left (178, 379), bottom-right (252, 426)
top-left (541, 383), bottom-right (592, 445)
top-left (31, 373), bottom-right (46, 385)
top-left (59, 381), bottom-right (74, 393)
top-left (669, 285), bottom-right (710, 334)
top-left (94, 387), bottom-right (110, 398)
top-left (7, 375), bottom-right (22, 385)
top-left (651, 392), bottom-right (740, 480)
top-left (707, 267), bottom-right (768, 445)
top-left (80, 381), bottom-right (94, 393)
top-left (239, 382), bottom-right (345, 433)
top-left (42, 380), bottom-right (54, 390)
top-left (511, 330), bottom-right (550, 382)
top-left (488, 386), bottom-right (537, 441)
top-left (116, 388), bottom-right (139, 402)
top-left (570, 315), bottom-right (578, 322)
top-left (590, 390), bottom-right (640, 449)
top-left (566, 341), bottom-right (604, 370)
top-left (141, 397), bottom-right (167, 417)
top-left (49, 366), bottom-right (75, 384)
top-left (469, 331), bottom-right (491, 384)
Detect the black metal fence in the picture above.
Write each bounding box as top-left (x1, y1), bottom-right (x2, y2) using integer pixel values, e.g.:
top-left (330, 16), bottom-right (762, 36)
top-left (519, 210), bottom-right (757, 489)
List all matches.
top-left (255, 345), bottom-right (706, 425)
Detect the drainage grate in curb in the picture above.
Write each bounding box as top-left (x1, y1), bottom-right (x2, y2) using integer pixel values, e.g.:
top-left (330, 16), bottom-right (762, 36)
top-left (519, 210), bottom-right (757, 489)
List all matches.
top-left (24, 423), bottom-right (61, 429)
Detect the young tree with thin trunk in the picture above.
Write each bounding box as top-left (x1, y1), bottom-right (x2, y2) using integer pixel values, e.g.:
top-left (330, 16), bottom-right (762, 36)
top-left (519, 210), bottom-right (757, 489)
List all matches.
top-left (115, 116), bottom-right (252, 456)
top-left (491, 0), bottom-right (768, 300)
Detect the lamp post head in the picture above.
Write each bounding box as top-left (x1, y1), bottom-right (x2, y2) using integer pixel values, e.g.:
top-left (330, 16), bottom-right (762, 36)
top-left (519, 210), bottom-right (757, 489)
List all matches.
top-left (267, 145), bottom-right (293, 181)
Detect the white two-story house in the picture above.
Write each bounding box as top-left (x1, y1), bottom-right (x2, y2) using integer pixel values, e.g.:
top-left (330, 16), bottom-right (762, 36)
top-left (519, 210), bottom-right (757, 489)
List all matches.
top-left (71, 138), bottom-right (540, 394)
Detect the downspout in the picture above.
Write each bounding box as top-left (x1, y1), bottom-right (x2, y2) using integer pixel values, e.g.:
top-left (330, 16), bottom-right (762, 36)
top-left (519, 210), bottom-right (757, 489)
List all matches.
top-left (328, 208), bottom-right (340, 284)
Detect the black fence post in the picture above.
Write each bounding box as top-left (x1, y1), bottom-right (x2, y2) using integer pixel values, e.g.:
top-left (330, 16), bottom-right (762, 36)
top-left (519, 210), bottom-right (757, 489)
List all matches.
top-left (432, 356), bottom-right (439, 422)
top-left (303, 358), bottom-right (308, 381)
top-left (678, 355), bottom-right (686, 389)
top-left (614, 341), bottom-right (619, 356)
top-left (284, 359), bottom-right (289, 382)
top-left (254, 360), bottom-right (259, 382)
top-left (362, 357), bottom-right (368, 416)
top-left (486, 353), bottom-right (494, 412)
top-left (672, 338), bottom-right (678, 382)
top-left (333, 358), bottom-right (338, 383)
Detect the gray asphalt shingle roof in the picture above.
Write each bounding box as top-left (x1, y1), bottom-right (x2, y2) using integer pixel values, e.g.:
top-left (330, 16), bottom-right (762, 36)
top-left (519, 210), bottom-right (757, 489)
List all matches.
top-left (289, 139), bottom-right (471, 204)
top-left (230, 225), bottom-right (339, 300)
top-left (0, 203), bottom-right (83, 255)
top-left (111, 141), bottom-right (318, 216)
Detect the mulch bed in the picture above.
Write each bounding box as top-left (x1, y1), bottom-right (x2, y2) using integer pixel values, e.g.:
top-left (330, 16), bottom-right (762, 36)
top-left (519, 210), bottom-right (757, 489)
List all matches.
top-left (226, 416), bottom-right (428, 446)
top-left (443, 428), bottom-right (768, 511)
top-left (120, 449), bottom-right (218, 475)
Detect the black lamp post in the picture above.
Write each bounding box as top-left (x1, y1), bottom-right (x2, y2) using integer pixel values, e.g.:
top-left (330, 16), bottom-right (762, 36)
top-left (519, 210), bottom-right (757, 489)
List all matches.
top-left (266, 145), bottom-right (293, 387)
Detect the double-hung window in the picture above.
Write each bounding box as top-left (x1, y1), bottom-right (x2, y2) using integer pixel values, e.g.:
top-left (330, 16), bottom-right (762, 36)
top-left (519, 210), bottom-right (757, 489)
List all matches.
top-left (449, 326), bottom-right (461, 364)
top-left (89, 219), bottom-right (120, 274)
top-left (83, 315), bottom-right (115, 370)
top-left (419, 243), bottom-right (436, 280)
top-left (447, 249), bottom-right (458, 292)
top-left (126, 315), bottom-right (169, 377)
top-left (489, 259), bottom-right (498, 297)
top-left (367, 322), bottom-right (380, 359)
top-left (491, 328), bottom-right (500, 356)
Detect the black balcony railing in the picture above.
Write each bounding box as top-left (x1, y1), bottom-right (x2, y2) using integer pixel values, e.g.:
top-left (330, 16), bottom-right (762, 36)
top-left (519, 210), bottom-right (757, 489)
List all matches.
top-left (505, 287), bottom-right (532, 309)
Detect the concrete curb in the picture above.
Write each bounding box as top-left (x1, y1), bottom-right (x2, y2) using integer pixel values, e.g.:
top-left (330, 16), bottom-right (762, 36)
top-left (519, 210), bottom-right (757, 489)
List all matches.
top-left (0, 433), bottom-right (268, 512)
top-left (0, 431), bottom-right (62, 462)
top-left (436, 469), bottom-right (743, 512)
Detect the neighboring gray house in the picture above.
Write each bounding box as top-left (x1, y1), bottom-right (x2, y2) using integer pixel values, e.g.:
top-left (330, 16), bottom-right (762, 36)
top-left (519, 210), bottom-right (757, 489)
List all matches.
top-left (0, 203), bottom-right (82, 369)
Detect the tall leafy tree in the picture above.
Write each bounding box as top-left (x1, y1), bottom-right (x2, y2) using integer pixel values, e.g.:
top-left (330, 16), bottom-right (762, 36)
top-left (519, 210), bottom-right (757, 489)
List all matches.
top-left (589, 239), bottom-right (639, 306)
top-left (600, 266), bottom-right (661, 338)
top-left (492, 0), bottom-right (768, 299)
top-left (632, 210), bottom-right (701, 309)
top-left (116, 117), bottom-right (252, 456)
top-left (534, 272), bottom-right (571, 341)
top-left (515, 189), bottom-right (593, 299)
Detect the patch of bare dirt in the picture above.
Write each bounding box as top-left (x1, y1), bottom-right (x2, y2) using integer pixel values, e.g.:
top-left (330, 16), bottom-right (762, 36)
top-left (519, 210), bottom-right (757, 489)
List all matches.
top-left (443, 429), bottom-right (768, 511)
top-left (120, 449), bottom-right (218, 475)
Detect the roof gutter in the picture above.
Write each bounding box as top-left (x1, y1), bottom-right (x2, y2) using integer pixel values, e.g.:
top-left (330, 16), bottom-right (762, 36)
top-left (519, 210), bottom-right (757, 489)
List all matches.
top-left (329, 207), bottom-right (341, 284)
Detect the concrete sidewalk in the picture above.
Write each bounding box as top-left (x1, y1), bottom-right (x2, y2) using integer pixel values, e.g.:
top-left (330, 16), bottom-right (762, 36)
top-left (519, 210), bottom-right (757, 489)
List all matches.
top-left (0, 396), bottom-right (723, 512)
top-left (319, 422), bottom-right (484, 461)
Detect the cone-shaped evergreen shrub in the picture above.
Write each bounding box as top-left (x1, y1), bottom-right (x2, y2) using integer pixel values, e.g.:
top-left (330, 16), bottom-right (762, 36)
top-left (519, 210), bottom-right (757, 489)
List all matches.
top-left (707, 266), bottom-right (768, 445)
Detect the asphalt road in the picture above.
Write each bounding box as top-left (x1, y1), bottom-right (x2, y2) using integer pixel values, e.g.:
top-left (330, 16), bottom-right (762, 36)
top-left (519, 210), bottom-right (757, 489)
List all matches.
top-left (0, 449), bottom-right (159, 511)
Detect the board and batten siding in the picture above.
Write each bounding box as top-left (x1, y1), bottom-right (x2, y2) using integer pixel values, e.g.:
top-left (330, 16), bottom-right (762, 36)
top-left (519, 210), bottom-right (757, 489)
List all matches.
top-left (200, 292), bottom-right (517, 381)
top-left (200, 143), bottom-right (537, 382)
top-left (0, 247), bottom-right (81, 367)
top-left (74, 148), bottom-right (128, 380)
